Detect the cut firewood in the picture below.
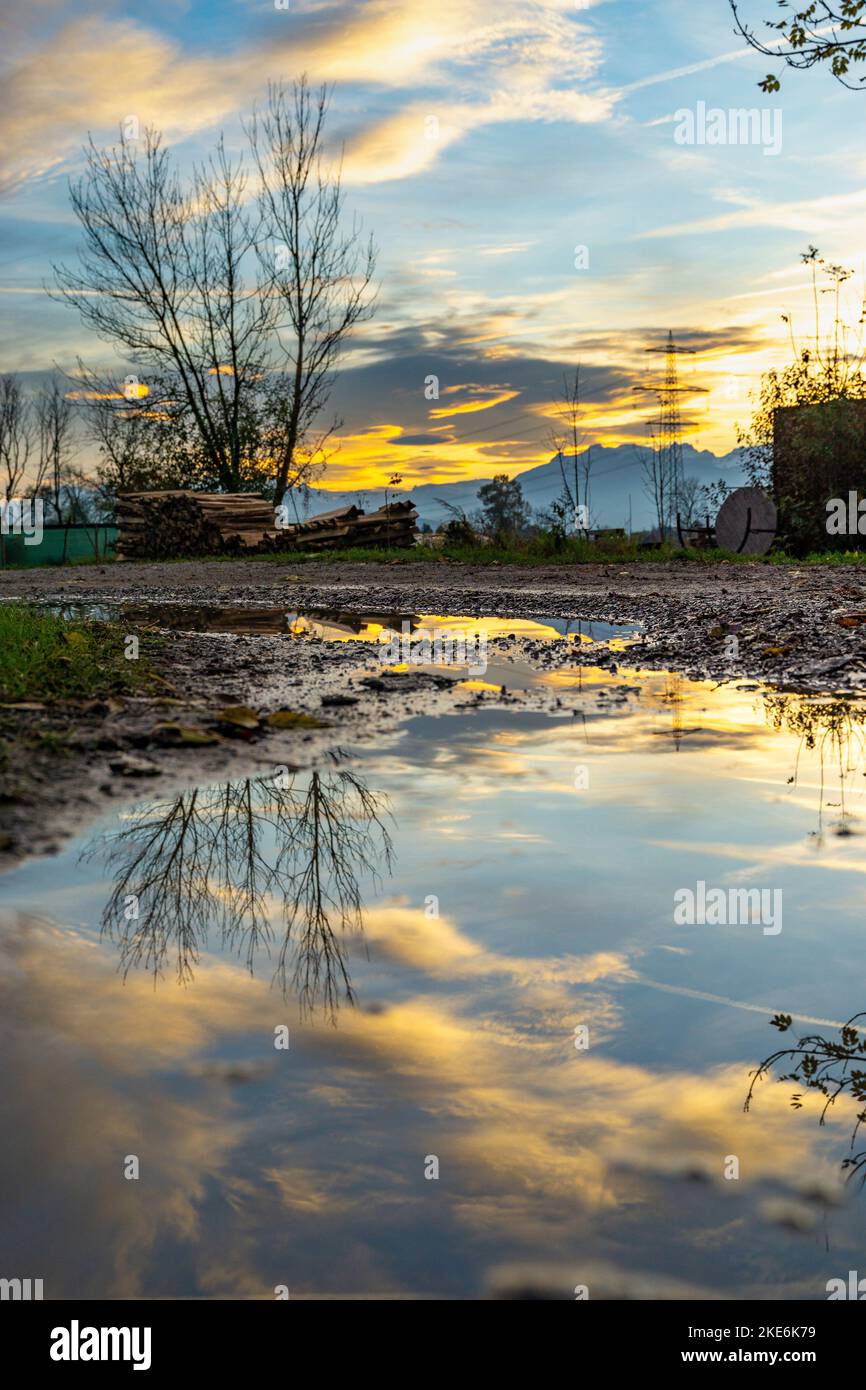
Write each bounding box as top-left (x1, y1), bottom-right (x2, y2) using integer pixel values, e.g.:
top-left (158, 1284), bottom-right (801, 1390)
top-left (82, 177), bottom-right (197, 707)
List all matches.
top-left (115, 491), bottom-right (418, 559)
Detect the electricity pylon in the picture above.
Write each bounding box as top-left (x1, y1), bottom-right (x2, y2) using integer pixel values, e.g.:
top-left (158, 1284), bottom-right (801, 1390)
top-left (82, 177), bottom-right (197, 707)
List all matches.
top-left (635, 330), bottom-right (707, 506)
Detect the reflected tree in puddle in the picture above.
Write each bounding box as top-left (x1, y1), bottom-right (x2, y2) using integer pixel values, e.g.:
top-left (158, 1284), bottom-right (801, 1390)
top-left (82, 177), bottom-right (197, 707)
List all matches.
top-left (659, 674), bottom-right (685, 750)
top-left (748, 698), bottom-right (866, 1184)
top-left (764, 693), bottom-right (866, 838)
top-left (84, 768), bottom-right (392, 1017)
top-left (746, 1012), bottom-right (866, 1185)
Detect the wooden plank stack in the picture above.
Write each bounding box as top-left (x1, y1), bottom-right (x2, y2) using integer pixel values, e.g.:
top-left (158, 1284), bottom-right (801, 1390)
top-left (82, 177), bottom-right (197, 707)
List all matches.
top-left (275, 500), bottom-right (418, 552)
top-left (114, 491), bottom-right (418, 560)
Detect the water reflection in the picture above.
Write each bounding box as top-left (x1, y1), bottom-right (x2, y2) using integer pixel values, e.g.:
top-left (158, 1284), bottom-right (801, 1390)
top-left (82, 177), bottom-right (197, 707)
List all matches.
top-left (764, 693), bottom-right (866, 839)
top-left (748, 1011), bottom-right (866, 1188)
top-left (741, 696), bottom-right (866, 1186)
top-left (4, 671), bottom-right (866, 1296)
top-left (44, 601), bottom-right (636, 645)
top-left (46, 601), bottom-right (420, 638)
top-left (84, 768), bottom-right (392, 1018)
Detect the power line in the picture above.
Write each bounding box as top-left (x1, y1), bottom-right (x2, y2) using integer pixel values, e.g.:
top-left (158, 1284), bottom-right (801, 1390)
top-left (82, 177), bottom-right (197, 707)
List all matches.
top-left (431, 414), bottom-right (685, 483)
top-left (431, 408), bottom-right (539, 445)
top-left (409, 382), bottom-right (712, 486)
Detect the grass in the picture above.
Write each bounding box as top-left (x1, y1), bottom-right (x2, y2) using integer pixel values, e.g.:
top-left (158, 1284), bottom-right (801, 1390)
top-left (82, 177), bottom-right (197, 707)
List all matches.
top-left (252, 537), bottom-right (866, 567)
top-left (249, 537), bottom-right (665, 565)
top-left (0, 603), bottom-right (157, 703)
top-left (247, 537), bottom-right (779, 566)
top-left (8, 536), bottom-right (866, 570)
top-left (774, 549), bottom-right (866, 566)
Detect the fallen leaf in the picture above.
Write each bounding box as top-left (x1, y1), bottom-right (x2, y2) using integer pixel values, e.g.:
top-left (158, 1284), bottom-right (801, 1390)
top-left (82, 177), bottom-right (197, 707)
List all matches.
top-left (216, 705), bottom-right (260, 731)
top-left (149, 696), bottom-right (204, 708)
top-left (265, 709), bottom-right (330, 729)
top-left (151, 722), bottom-right (221, 747)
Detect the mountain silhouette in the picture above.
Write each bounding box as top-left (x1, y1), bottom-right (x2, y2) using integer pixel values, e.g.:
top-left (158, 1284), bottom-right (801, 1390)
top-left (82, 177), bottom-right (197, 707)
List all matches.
top-left (294, 443), bottom-right (747, 532)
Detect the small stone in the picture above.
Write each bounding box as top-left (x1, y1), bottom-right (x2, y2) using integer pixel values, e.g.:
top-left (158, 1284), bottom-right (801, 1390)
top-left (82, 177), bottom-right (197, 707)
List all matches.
top-left (109, 753), bottom-right (160, 778)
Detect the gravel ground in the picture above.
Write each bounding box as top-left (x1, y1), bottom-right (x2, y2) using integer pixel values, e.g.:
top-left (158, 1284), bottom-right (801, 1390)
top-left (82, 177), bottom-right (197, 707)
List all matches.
top-left (4, 555), bottom-right (866, 689)
top-left (2, 556), bottom-right (866, 868)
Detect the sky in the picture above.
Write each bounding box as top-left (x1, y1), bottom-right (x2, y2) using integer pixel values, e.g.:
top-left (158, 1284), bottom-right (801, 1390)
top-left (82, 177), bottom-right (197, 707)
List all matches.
top-left (3, 0), bottom-right (866, 490)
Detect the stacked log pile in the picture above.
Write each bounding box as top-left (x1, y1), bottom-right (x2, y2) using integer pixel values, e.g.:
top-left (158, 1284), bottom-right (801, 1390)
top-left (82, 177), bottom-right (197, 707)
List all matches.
top-left (115, 492), bottom-right (418, 560)
top-left (114, 492), bottom-right (276, 560)
top-left (276, 500), bottom-right (418, 552)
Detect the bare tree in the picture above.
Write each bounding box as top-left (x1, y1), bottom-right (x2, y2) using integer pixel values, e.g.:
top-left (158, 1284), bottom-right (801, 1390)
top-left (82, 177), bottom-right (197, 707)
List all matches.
top-left (248, 79), bottom-right (377, 501)
top-left (548, 367), bottom-right (593, 531)
top-left (53, 132), bottom-right (277, 494)
top-left (53, 83), bottom-right (376, 504)
top-left (0, 374), bottom-right (34, 501)
top-left (638, 432), bottom-right (674, 542)
top-left (32, 379), bottom-right (75, 521)
top-left (67, 360), bottom-right (197, 501)
top-left (677, 477), bottom-right (705, 529)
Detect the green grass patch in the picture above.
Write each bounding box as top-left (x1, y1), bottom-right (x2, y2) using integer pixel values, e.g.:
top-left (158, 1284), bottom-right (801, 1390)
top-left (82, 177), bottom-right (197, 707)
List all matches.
top-left (251, 538), bottom-right (866, 567)
top-left (0, 602), bottom-right (158, 703)
top-left (246, 537), bottom-right (778, 567)
top-left (769, 549), bottom-right (866, 566)
top-left (47, 533), bottom-right (866, 569)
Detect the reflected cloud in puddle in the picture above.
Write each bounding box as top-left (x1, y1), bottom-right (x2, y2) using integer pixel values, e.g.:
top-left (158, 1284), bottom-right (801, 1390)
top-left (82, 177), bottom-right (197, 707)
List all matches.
top-left (1, 672), bottom-right (866, 1297)
top-left (32, 599), bottom-right (641, 646)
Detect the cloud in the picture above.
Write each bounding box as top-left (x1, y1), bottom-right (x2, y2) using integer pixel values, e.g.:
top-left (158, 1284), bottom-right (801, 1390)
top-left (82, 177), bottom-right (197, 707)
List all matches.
top-left (429, 389), bottom-right (520, 418)
top-left (618, 44), bottom-right (757, 97)
top-left (340, 86), bottom-right (614, 186)
top-left (0, 854), bottom-right (853, 1298)
top-left (639, 187), bottom-right (866, 241)
top-left (361, 901), bottom-right (632, 988)
top-left (479, 243), bottom-right (534, 257)
top-left (0, 0), bottom-right (614, 193)
top-left (2, 0), bottom-right (848, 469)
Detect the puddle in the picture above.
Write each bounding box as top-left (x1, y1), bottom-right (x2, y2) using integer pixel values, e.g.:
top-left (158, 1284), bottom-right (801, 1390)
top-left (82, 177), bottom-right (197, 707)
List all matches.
top-left (30, 601), bottom-right (642, 693)
top-left (33, 599), bottom-right (641, 647)
top-left (1, 671), bottom-right (864, 1298)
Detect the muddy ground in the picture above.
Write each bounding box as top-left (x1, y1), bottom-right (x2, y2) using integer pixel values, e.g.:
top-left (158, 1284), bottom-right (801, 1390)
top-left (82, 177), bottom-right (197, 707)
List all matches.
top-left (3, 556), bottom-right (866, 867)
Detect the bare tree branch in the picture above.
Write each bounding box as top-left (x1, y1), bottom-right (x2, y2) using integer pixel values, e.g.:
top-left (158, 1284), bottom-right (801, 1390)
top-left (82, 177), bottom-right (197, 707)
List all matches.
top-left (247, 78), bottom-right (378, 500)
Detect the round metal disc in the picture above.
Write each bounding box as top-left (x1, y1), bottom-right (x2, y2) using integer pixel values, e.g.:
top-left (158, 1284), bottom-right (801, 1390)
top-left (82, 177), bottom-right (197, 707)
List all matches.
top-left (715, 487), bottom-right (777, 556)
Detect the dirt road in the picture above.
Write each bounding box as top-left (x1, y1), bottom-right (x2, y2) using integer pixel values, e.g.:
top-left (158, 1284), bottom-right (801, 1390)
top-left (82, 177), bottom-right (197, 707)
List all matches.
top-left (3, 556), bottom-right (866, 690)
top-left (3, 557), bottom-right (866, 868)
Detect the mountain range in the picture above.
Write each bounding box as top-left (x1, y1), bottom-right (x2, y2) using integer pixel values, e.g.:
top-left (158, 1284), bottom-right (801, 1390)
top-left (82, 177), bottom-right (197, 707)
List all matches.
top-left (291, 443), bottom-right (747, 533)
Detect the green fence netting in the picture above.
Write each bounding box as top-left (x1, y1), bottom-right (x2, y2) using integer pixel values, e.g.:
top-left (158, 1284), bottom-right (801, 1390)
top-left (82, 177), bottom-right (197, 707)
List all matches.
top-left (0, 525), bottom-right (118, 568)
